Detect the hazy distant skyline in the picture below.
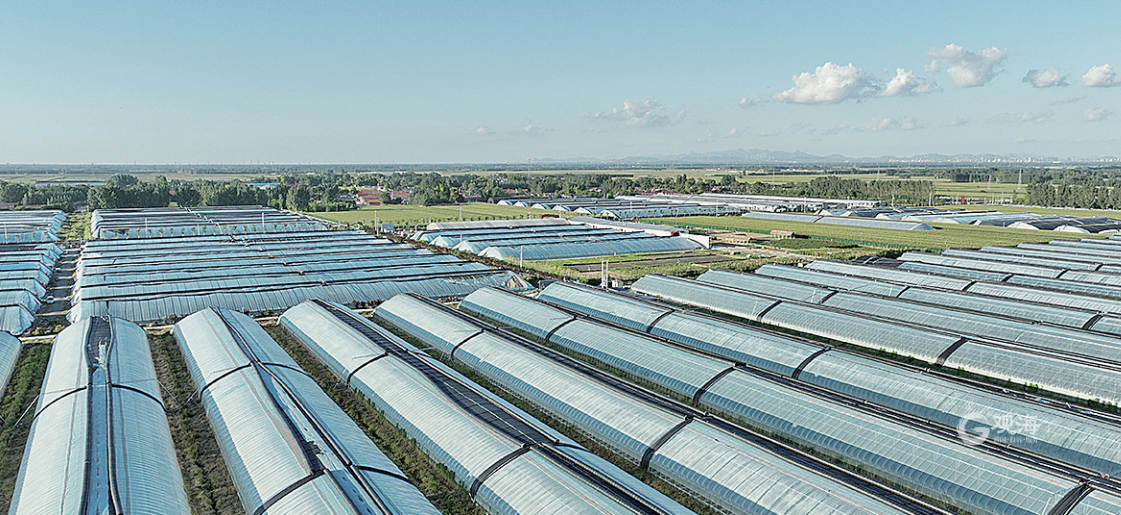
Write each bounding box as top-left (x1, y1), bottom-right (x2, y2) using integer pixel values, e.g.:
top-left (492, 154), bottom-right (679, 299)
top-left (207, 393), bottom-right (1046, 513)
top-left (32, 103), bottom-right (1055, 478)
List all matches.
top-left (2, 1), bottom-right (1118, 164)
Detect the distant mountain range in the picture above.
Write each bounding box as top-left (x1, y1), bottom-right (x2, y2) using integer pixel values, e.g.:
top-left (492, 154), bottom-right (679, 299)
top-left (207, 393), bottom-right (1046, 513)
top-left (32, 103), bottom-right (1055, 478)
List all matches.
top-left (535, 149), bottom-right (1121, 166)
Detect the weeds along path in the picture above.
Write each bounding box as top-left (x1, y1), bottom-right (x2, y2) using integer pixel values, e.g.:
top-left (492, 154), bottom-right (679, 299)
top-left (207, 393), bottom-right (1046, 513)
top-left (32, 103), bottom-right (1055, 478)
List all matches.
top-left (0, 344), bottom-right (50, 509)
top-left (148, 330), bottom-right (242, 515)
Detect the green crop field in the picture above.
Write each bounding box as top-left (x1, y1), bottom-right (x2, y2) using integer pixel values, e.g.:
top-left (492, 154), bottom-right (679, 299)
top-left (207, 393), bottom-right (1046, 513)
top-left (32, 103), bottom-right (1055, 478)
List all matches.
top-left (651, 216), bottom-right (1104, 250)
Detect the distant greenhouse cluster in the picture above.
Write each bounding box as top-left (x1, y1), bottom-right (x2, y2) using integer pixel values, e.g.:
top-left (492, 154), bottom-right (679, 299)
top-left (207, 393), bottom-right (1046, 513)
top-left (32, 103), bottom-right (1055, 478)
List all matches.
top-left (500, 192), bottom-right (885, 218)
top-left (413, 217), bottom-right (705, 261)
top-left (819, 206), bottom-right (1121, 234)
top-left (90, 205), bottom-right (327, 239)
top-left (0, 242), bottom-right (61, 333)
top-left (11, 198), bottom-right (1121, 515)
top-left (0, 210), bottom-right (65, 243)
top-left (741, 211), bottom-right (936, 231)
top-left (71, 207), bottom-right (529, 324)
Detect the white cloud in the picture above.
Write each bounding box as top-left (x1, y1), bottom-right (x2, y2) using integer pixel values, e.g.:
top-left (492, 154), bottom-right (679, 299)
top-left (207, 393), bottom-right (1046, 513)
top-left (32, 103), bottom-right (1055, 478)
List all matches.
top-left (474, 126), bottom-right (495, 135)
top-left (1085, 107), bottom-right (1112, 122)
top-left (771, 62), bottom-right (880, 104)
top-left (997, 111), bottom-right (1052, 124)
top-left (856, 117), bottom-right (923, 132)
top-left (520, 123), bottom-right (546, 135)
top-left (587, 99), bottom-right (686, 127)
top-left (949, 117), bottom-right (969, 127)
top-left (1051, 95), bottom-right (1086, 105)
top-left (825, 117), bottom-right (923, 135)
top-left (926, 44), bottom-right (1008, 87)
top-left (1082, 64), bottom-right (1121, 87)
top-left (880, 68), bottom-right (938, 97)
top-left (739, 97), bottom-right (766, 108)
top-left (698, 127), bottom-right (742, 142)
top-left (1014, 137), bottom-right (1037, 143)
top-left (1022, 67), bottom-right (1068, 88)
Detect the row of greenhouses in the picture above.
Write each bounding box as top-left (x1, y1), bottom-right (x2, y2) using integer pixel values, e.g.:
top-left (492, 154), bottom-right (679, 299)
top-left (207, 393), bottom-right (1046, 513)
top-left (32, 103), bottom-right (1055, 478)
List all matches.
top-left (278, 299), bottom-right (697, 515)
top-left (0, 242), bottom-right (62, 333)
top-left (173, 308), bottom-right (440, 515)
top-left (413, 218), bottom-right (704, 261)
top-left (532, 281), bottom-right (1121, 476)
top-left (90, 205), bottom-right (327, 239)
top-left (740, 212), bottom-right (935, 231)
top-left (630, 272), bottom-right (1121, 405)
top-left (445, 286), bottom-right (1121, 515)
top-left (69, 229), bottom-right (529, 323)
top-left (364, 294), bottom-right (918, 515)
top-left (0, 210), bottom-right (65, 243)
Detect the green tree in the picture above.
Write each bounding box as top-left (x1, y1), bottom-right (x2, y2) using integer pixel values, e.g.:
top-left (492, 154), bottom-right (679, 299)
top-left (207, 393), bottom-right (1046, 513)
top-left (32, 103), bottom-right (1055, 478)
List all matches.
top-left (287, 186), bottom-right (311, 211)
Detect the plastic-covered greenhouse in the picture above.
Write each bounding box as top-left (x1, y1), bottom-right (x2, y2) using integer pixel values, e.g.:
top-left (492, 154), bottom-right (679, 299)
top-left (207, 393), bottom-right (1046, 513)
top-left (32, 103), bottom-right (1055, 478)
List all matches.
top-left (8, 317), bottom-right (189, 515)
top-left (740, 212), bottom-right (934, 230)
top-left (90, 205), bottom-right (326, 239)
top-left (710, 266), bottom-right (1121, 348)
top-left (70, 230), bottom-right (530, 323)
top-left (753, 264), bottom-right (1121, 332)
top-left (479, 235), bottom-right (703, 261)
top-left (534, 281), bottom-right (1121, 476)
top-left (278, 299), bottom-right (695, 515)
top-left (457, 286), bottom-right (1121, 515)
top-left (0, 331), bottom-right (20, 404)
top-left (899, 251), bottom-right (1067, 278)
top-left (0, 210), bottom-right (65, 243)
top-left (366, 293), bottom-right (916, 515)
top-left (172, 308), bottom-right (440, 515)
top-left (631, 274), bottom-right (1121, 405)
top-left (0, 242), bottom-right (63, 333)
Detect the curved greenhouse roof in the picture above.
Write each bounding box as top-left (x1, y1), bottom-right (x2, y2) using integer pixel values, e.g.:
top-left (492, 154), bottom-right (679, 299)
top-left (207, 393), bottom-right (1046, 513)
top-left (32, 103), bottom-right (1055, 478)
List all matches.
top-left (279, 299), bottom-right (695, 515)
top-left (535, 281), bottom-right (1121, 476)
top-left (368, 293), bottom-right (916, 515)
top-left (172, 308), bottom-right (440, 515)
top-left (0, 332), bottom-right (19, 405)
top-left (458, 286), bottom-right (1121, 515)
top-left (631, 274), bottom-right (1121, 405)
top-left (480, 236), bottom-right (702, 261)
top-left (71, 230), bottom-right (530, 323)
top-left (9, 317), bottom-right (189, 515)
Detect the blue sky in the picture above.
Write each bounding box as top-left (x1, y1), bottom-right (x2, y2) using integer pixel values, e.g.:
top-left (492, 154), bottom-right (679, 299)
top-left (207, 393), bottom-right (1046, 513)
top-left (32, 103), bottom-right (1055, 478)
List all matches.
top-left (1, 1), bottom-right (1118, 164)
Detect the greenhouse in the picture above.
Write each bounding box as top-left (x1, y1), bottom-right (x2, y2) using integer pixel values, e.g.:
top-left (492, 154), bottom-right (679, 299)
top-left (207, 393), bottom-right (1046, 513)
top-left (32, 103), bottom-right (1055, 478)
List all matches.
top-left (942, 248), bottom-right (1102, 270)
top-left (70, 230), bottom-right (530, 323)
top-left (0, 331), bottom-right (20, 403)
top-left (172, 308), bottom-right (440, 515)
top-left (0, 210), bottom-right (65, 243)
top-left (9, 317), bottom-right (189, 515)
top-left (478, 235), bottom-right (703, 261)
top-left (533, 281), bottom-right (1121, 476)
top-left (366, 294), bottom-right (916, 515)
top-left (278, 299), bottom-right (695, 515)
top-left (751, 264), bottom-right (1121, 334)
top-left (0, 242), bottom-right (62, 333)
top-left (90, 205), bottom-right (327, 239)
top-left (631, 274), bottom-right (1121, 405)
top-left (457, 287), bottom-right (1121, 515)
top-left (741, 212), bottom-right (935, 230)
top-left (898, 251), bottom-right (1067, 278)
